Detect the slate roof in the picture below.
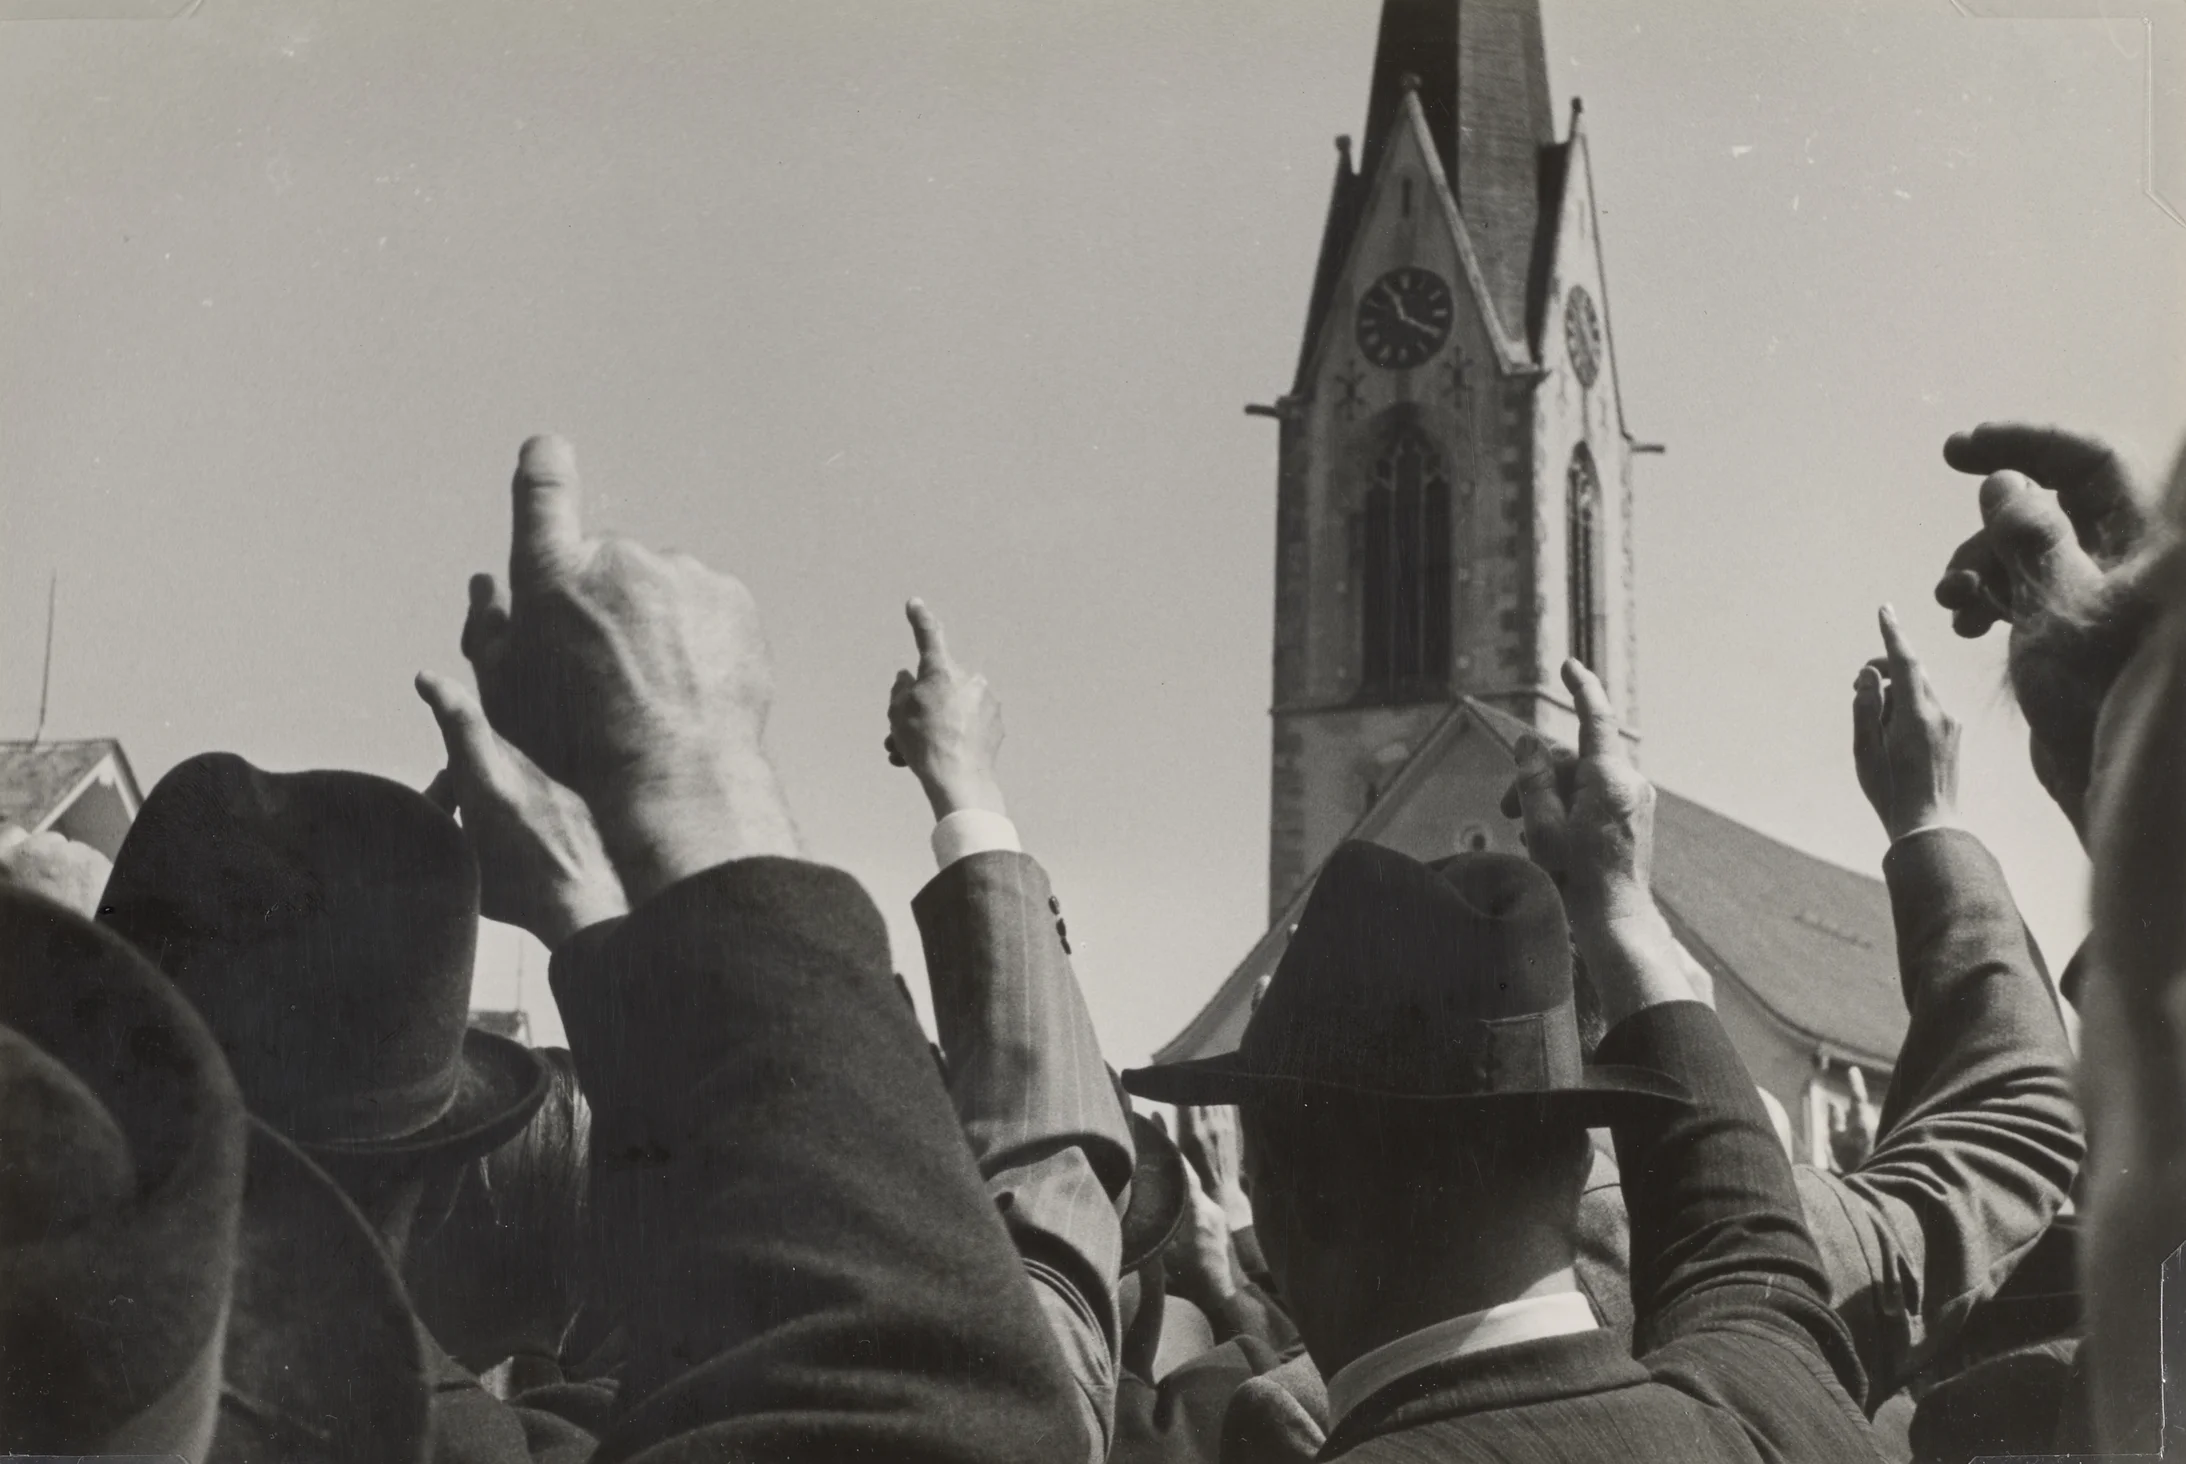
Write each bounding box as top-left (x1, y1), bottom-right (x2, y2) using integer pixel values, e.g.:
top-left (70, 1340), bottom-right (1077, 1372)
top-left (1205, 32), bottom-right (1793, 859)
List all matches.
top-left (1460, 700), bottom-right (1907, 1064)
top-left (1650, 790), bottom-right (1907, 1065)
top-left (0, 739), bottom-right (134, 832)
top-left (1155, 699), bottom-right (1908, 1068)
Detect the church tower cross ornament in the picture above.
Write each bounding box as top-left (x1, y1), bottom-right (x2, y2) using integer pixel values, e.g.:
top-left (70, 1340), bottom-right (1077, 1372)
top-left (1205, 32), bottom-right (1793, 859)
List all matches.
top-left (1333, 362), bottom-right (1367, 420)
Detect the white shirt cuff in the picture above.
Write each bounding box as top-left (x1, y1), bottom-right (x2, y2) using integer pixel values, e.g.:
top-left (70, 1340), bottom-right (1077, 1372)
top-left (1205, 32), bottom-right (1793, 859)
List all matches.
top-left (931, 809), bottom-right (1022, 870)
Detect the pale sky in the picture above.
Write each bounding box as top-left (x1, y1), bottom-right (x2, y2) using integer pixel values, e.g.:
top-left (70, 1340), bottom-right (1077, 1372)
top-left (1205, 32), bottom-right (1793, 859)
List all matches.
top-left (4, 1), bottom-right (2181, 1061)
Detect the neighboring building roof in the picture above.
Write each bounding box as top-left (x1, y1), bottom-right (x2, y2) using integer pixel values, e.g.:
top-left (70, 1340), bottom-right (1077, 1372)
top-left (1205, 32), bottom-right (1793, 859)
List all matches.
top-left (0, 739), bottom-right (139, 833)
top-left (1155, 698), bottom-right (1908, 1068)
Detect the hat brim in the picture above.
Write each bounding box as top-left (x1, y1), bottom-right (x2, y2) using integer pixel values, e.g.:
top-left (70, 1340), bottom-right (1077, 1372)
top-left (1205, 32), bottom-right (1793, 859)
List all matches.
top-left (298, 1030), bottom-right (550, 1165)
top-left (1120, 1052), bottom-right (1691, 1128)
top-left (214, 1119), bottom-right (430, 1464)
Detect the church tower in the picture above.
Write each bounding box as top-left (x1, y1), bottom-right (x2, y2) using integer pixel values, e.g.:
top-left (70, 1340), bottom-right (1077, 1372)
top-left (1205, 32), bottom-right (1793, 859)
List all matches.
top-left (1260, 0), bottom-right (1646, 918)
top-left (1170, 5), bottom-right (1907, 1166)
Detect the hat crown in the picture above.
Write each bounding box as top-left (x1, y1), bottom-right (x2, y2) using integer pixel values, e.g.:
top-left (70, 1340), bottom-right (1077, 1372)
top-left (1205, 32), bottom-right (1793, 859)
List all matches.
top-left (101, 753), bottom-right (482, 1147)
top-left (1239, 845), bottom-right (1580, 1098)
top-left (0, 887), bottom-right (246, 1454)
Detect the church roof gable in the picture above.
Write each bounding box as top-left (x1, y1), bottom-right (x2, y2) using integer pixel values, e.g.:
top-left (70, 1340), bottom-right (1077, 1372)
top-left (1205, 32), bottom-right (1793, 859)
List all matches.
top-left (1154, 700), bottom-right (1908, 1069)
top-left (1357, 0), bottom-right (1553, 343)
top-left (1298, 90), bottom-right (1539, 389)
top-left (1292, 144), bottom-right (1366, 393)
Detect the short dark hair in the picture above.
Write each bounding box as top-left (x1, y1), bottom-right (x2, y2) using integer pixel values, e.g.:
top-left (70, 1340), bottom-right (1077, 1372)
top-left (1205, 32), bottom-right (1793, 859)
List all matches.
top-left (1241, 1092), bottom-right (1590, 1247)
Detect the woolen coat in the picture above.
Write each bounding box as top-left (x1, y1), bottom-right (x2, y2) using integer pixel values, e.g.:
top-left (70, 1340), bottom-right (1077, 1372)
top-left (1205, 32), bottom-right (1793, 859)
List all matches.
top-left (422, 856), bottom-right (1097, 1463)
top-left (1319, 1003), bottom-right (1879, 1462)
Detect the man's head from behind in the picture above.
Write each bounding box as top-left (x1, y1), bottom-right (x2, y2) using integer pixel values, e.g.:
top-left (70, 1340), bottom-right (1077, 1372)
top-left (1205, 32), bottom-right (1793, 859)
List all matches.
top-left (1239, 1092), bottom-right (1592, 1361)
top-left (1121, 843), bottom-right (1685, 1370)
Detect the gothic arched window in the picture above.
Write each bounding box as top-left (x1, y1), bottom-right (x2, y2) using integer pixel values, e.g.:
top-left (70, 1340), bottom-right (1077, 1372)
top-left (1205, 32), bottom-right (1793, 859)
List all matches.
top-left (1567, 443), bottom-right (1603, 672)
top-left (1360, 426), bottom-right (1452, 697)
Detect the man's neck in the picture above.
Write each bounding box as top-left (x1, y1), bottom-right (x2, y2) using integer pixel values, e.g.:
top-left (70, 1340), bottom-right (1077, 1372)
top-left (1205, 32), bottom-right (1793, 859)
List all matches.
top-left (1303, 1254), bottom-right (1581, 1379)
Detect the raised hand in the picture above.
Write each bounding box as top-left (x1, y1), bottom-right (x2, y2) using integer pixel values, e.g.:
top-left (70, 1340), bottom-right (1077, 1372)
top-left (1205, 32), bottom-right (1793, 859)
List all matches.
top-left (0, 823), bottom-right (112, 919)
top-left (1933, 426), bottom-right (2131, 640)
top-left (1161, 1146), bottom-right (1240, 1310)
top-left (1936, 424), bottom-right (2153, 637)
top-left (459, 436), bottom-right (797, 901)
top-left (884, 598), bottom-right (1006, 821)
top-left (1930, 424), bottom-right (2172, 835)
top-left (1852, 605), bottom-right (1962, 842)
top-left (1177, 1104), bottom-right (1253, 1233)
top-left (1500, 659), bottom-right (1655, 931)
top-left (417, 670), bottom-right (628, 948)
top-left (1502, 660), bottom-right (1688, 1022)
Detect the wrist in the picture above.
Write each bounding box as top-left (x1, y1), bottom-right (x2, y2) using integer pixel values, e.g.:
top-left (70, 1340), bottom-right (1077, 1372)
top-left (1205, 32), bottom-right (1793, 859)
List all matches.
top-left (1885, 803), bottom-right (1959, 842)
top-left (920, 769), bottom-right (1007, 822)
top-left (1570, 899), bottom-right (1691, 1026)
top-left (1217, 1182), bottom-right (1254, 1234)
top-left (1562, 874), bottom-right (1656, 944)
top-left (539, 876), bottom-right (629, 950)
top-left (594, 743), bottom-right (800, 904)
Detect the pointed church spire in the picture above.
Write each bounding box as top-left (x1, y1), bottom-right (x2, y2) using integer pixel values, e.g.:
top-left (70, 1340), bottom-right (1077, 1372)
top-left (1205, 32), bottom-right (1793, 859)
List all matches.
top-left (1358, 0), bottom-right (1554, 342)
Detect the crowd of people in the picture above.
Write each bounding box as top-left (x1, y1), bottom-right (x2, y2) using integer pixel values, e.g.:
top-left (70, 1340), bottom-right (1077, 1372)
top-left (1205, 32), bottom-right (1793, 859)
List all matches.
top-left (0, 418), bottom-right (2181, 1463)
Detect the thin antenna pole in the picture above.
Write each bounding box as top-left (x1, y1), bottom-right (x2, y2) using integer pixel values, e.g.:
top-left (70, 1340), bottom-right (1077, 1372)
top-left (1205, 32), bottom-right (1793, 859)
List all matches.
top-left (32, 573), bottom-right (56, 745)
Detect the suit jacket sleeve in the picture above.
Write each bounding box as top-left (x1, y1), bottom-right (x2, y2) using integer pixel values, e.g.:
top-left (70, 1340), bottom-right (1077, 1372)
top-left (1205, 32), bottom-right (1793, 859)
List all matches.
top-left (911, 850), bottom-right (1133, 1463)
top-left (548, 856), bottom-right (1089, 1464)
top-left (1599, 1002), bottom-right (1873, 1455)
top-left (1797, 827), bottom-right (2084, 1409)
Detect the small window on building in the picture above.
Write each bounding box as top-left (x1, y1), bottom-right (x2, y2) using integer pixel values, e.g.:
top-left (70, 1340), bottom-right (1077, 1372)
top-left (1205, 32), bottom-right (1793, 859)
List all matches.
top-left (1360, 425), bottom-right (1452, 699)
top-left (1567, 443), bottom-right (1603, 673)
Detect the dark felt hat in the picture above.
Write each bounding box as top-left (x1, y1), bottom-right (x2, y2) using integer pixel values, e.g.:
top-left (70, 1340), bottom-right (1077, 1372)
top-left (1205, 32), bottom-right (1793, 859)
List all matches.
top-left (101, 753), bottom-right (547, 1163)
top-left (214, 1118), bottom-right (433, 1463)
top-left (1120, 1110), bottom-right (1190, 1272)
top-left (0, 886), bottom-right (430, 1464)
top-left (1123, 843), bottom-right (1688, 1124)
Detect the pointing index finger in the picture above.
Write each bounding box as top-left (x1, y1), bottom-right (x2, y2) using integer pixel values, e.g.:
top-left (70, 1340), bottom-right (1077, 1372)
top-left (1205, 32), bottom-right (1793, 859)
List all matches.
top-left (1877, 603), bottom-right (1918, 673)
top-left (510, 434), bottom-right (586, 591)
top-left (1561, 659), bottom-right (1622, 762)
top-left (906, 597), bottom-right (951, 670)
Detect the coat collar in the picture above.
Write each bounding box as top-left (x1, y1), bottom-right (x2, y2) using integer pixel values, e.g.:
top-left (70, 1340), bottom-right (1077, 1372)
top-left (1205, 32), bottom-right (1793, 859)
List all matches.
top-left (1317, 1329), bottom-right (1650, 1458)
top-left (1324, 1281), bottom-right (1597, 1426)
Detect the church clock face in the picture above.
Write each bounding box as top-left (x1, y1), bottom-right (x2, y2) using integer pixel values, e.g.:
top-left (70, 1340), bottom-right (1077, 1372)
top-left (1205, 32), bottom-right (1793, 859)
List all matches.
top-left (1355, 267), bottom-right (1453, 370)
top-left (1564, 285), bottom-right (1603, 388)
